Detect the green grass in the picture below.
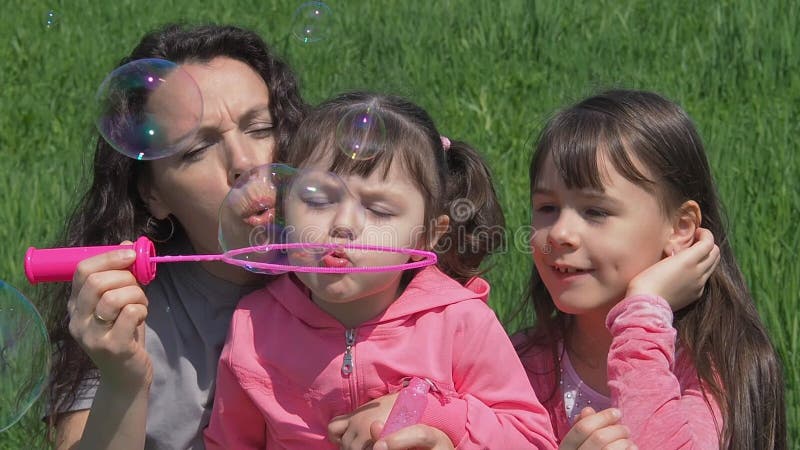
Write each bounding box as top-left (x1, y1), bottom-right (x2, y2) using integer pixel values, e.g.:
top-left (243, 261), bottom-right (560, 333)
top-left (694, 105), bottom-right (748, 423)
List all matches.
top-left (1, 0), bottom-right (797, 448)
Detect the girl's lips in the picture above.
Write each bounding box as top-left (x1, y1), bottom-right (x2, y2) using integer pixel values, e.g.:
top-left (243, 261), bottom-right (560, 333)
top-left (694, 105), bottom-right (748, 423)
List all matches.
top-left (549, 266), bottom-right (594, 281)
top-left (321, 252), bottom-right (351, 268)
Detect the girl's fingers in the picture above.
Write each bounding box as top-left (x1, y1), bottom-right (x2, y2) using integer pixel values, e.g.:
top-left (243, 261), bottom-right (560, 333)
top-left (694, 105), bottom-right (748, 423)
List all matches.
top-left (561, 408), bottom-right (623, 449)
top-left (575, 425), bottom-right (631, 450)
top-left (373, 424), bottom-right (453, 450)
top-left (581, 438), bottom-right (638, 450)
top-left (326, 415), bottom-right (349, 443)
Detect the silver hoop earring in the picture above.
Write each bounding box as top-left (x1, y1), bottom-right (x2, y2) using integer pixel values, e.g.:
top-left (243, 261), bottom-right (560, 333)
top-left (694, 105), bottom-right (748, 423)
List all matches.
top-left (145, 216), bottom-right (175, 243)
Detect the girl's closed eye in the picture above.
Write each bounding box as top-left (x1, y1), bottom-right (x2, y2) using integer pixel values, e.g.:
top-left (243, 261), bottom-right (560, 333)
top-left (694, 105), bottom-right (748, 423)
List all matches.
top-left (301, 193), bottom-right (335, 208)
top-left (367, 204), bottom-right (395, 219)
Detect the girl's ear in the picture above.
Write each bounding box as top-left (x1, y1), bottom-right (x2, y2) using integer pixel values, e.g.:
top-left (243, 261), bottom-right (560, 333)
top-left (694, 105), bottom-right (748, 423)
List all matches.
top-left (665, 200), bottom-right (701, 255)
top-left (137, 175), bottom-right (171, 220)
top-left (411, 215), bottom-right (450, 261)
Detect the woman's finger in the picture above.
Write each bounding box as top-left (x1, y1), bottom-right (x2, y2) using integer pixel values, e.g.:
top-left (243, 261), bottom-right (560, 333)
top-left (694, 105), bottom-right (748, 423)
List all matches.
top-left (93, 284), bottom-right (149, 325)
top-left (106, 303), bottom-right (148, 348)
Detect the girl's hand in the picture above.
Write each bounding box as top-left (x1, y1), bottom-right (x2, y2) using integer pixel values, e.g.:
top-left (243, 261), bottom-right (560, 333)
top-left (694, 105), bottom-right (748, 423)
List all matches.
top-left (560, 407), bottom-right (637, 450)
top-left (370, 422), bottom-right (454, 450)
top-left (626, 228), bottom-right (720, 311)
top-left (67, 242), bottom-right (152, 390)
top-left (328, 392), bottom-right (398, 449)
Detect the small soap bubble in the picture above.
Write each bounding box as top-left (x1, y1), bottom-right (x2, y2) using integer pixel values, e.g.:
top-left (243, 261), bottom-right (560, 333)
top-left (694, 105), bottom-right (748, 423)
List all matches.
top-left (95, 58), bottom-right (203, 160)
top-left (44, 10), bottom-right (57, 28)
top-left (0, 281), bottom-right (49, 432)
top-left (335, 107), bottom-right (387, 160)
top-left (291, 2), bottom-right (333, 43)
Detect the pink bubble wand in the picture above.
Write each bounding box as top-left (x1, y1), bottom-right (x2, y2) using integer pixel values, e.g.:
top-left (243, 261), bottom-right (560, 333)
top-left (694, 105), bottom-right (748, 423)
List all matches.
top-left (379, 377), bottom-right (431, 438)
top-left (25, 236), bottom-right (437, 285)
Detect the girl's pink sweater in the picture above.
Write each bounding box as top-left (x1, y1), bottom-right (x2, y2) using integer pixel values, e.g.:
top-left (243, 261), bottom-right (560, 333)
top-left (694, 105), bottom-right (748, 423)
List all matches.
top-left (516, 295), bottom-right (723, 448)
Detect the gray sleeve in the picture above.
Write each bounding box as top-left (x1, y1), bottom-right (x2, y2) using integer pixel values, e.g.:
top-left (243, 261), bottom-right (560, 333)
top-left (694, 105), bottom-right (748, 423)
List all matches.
top-left (44, 369), bottom-right (100, 418)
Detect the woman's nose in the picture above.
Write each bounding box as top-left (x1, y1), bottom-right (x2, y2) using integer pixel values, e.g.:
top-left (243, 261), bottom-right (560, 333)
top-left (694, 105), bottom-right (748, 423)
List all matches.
top-left (226, 136), bottom-right (260, 185)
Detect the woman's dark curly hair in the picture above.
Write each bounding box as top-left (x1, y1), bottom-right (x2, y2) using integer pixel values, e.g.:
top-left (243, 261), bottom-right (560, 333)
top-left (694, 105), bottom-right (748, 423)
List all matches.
top-left (43, 23), bottom-right (307, 433)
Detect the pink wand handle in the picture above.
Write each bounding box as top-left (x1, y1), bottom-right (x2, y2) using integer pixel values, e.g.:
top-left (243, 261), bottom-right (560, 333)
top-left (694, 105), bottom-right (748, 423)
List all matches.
top-left (380, 377), bottom-right (430, 438)
top-left (25, 236), bottom-right (157, 285)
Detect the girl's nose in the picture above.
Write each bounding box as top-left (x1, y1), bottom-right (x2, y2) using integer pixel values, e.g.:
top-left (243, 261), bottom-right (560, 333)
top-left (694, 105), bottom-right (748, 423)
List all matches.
top-left (547, 210), bottom-right (580, 249)
top-left (329, 201), bottom-right (364, 242)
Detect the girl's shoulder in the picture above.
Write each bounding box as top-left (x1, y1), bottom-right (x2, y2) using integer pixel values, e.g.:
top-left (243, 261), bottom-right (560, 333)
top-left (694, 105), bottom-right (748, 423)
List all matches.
top-left (511, 328), bottom-right (559, 374)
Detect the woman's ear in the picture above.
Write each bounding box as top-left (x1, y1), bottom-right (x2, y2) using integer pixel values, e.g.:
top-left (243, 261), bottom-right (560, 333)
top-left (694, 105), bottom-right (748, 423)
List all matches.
top-left (137, 175), bottom-right (171, 220)
top-left (664, 200), bottom-right (701, 255)
top-left (411, 215), bottom-right (450, 261)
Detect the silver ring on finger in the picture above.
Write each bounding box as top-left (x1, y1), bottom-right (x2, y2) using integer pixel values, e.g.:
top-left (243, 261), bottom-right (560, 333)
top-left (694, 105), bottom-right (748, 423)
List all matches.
top-left (92, 311), bottom-right (115, 327)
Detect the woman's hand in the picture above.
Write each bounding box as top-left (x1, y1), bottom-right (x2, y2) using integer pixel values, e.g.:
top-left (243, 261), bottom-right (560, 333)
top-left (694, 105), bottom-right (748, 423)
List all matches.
top-left (626, 228), bottom-right (720, 311)
top-left (67, 241), bottom-right (152, 390)
top-left (560, 407), bottom-right (637, 450)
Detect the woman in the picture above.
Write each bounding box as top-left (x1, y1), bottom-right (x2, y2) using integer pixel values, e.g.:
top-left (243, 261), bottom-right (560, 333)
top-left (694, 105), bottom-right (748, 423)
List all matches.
top-left (45, 23), bottom-right (305, 449)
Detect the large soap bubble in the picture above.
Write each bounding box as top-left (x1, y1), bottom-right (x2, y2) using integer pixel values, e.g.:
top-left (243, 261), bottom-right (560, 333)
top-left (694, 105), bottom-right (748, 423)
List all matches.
top-left (0, 280), bottom-right (49, 432)
top-left (95, 58), bottom-right (203, 160)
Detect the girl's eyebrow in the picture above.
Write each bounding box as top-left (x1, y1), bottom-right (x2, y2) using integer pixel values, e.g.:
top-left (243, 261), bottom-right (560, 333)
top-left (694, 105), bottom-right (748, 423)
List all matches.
top-left (532, 188), bottom-right (555, 196)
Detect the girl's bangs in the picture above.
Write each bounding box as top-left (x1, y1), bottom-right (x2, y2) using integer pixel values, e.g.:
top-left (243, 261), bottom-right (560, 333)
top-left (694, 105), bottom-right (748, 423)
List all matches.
top-left (531, 109), bottom-right (653, 193)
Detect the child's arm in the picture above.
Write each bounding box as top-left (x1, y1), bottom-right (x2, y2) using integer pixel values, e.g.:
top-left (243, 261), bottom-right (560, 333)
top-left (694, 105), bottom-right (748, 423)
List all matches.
top-left (328, 308), bottom-right (558, 450)
top-left (418, 310), bottom-right (557, 449)
top-left (606, 295), bottom-right (723, 448)
top-left (203, 325), bottom-right (266, 449)
top-left (607, 229), bottom-right (722, 448)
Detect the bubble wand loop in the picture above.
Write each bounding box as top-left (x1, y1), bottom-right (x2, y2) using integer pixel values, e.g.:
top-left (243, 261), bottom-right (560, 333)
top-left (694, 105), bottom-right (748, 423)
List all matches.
top-left (24, 237), bottom-right (438, 285)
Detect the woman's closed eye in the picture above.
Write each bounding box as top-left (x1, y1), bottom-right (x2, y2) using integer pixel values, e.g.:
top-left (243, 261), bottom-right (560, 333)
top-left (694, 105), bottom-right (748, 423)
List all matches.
top-left (246, 122), bottom-right (275, 139)
top-left (181, 141), bottom-right (215, 161)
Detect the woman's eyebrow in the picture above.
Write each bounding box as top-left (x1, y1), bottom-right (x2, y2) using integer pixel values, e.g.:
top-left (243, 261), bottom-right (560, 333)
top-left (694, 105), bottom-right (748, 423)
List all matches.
top-left (238, 104), bottom-right (272, 124)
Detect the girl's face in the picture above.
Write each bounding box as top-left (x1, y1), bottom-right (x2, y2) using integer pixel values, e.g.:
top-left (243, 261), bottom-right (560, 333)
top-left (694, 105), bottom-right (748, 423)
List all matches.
top-left (141, 57), bottom-right (276, 258)
top-left (285, 157), bottom-right (434, 326)
top-left (530, 153), bottom-right (673, 315)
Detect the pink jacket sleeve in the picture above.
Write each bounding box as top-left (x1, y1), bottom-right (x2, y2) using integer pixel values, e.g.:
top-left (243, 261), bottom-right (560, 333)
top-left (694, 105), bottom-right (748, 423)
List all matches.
top-left (204, 317), bottom-right (266, 449)
top-left (419, 308), bottom-right (558, 449)
top-left (606, 295), bottom-right (723, 449)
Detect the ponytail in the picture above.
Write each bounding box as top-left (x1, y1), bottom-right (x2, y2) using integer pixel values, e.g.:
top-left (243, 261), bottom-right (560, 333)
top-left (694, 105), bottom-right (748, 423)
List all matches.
top-left (435, 139), bottom-right (506, 283)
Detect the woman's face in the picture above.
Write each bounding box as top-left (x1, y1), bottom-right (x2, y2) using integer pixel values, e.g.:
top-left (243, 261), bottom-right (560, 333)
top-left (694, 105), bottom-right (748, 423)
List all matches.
top-left (141, 56), bottom-right (276, 257)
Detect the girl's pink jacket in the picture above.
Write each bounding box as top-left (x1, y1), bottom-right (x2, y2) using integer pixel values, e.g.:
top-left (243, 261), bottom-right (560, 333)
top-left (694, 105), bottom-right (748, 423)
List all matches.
top-left (516, 295), bottom-right (723, 448)
top-left (205, 266), bottom-right (558, 449)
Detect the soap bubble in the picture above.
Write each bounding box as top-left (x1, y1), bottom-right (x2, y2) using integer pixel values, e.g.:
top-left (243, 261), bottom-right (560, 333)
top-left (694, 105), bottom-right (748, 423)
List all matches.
top-left (44, 10), bottom-right (57, 29)
top-left (291, 2), bottom-right (333, 43)
top-left (0, 280), bottom-right (49, 432)
top-left (335, 106), bottom-right (387, 160)
top-left (219, 164), bottom-right (299, 274)
top-left (95, 58), bottom-right (203, 160)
